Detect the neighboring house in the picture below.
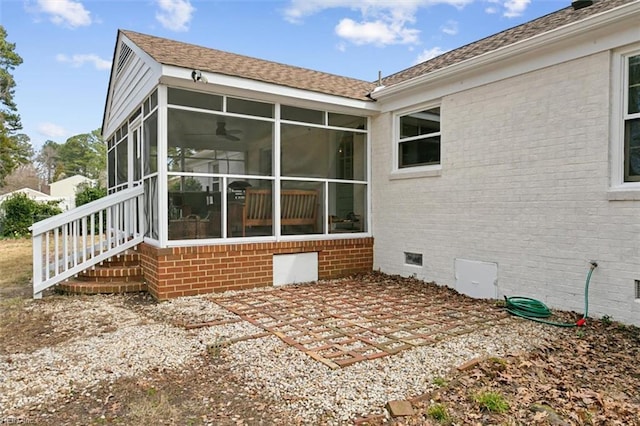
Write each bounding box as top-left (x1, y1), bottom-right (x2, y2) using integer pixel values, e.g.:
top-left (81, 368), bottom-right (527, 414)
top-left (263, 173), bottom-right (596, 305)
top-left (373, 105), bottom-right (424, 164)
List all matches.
top-left (50, 175), bottom-right (96, 210)
top-left (0, 188), bottom-right (64, 207)
top-left (31, 0), bottom-right (640, 326)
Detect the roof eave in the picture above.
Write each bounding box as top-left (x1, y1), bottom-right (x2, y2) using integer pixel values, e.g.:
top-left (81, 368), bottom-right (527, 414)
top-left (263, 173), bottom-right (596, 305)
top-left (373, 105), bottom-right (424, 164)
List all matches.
top-left (370, 0), bottom-right (640, 101)
top-left (160, 68), bottom-right (380, 114)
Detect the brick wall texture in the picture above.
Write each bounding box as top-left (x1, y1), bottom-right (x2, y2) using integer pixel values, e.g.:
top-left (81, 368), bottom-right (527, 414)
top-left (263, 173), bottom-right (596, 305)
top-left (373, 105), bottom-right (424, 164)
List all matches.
top-left (371, 52), bottom-right (640, 326)
top-left (139, 238), bottom-right (373, 300)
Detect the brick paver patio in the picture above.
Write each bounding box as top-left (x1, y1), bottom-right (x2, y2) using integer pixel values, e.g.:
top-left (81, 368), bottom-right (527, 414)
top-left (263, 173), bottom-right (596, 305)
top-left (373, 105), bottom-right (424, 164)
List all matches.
top-left (212, 276), bottom-right (508, 369)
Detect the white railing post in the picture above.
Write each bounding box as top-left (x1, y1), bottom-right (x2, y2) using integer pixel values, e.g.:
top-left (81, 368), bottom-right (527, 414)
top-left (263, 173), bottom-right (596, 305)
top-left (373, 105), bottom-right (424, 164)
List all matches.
top-left (32, 234), bottom-right (43, 299)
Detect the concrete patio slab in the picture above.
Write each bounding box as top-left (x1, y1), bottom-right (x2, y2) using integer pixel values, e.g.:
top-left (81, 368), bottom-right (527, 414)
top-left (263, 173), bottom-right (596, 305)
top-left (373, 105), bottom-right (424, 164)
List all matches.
top-left (212, 275), bottom-right (509, 369)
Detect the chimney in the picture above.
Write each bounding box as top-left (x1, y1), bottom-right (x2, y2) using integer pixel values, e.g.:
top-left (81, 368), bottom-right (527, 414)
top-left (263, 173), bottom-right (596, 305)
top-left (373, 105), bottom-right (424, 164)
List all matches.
top-left (572, 0), bottom-right (593, 10)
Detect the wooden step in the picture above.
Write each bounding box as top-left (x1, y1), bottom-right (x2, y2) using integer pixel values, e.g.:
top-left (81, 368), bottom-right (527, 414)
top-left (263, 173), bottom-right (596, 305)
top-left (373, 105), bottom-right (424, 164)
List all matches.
top-left (57, 279), bottom-right (147, 295)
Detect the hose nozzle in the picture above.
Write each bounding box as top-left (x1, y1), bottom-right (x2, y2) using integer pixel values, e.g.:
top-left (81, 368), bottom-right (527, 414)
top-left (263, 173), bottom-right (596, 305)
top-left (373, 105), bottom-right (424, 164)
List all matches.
top-left (589, 261), bottom-right (598, 269)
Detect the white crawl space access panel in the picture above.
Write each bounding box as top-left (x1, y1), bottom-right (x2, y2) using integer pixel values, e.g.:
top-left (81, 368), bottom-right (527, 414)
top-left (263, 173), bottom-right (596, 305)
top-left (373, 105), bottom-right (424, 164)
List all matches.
top-left (454, 259), bottom-right (498, 299)
top-left (273, 252), bottom-right (318, 286)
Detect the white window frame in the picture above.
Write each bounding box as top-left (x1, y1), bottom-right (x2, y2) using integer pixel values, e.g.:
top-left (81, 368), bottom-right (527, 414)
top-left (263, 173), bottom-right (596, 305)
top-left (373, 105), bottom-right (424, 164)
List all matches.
top-left (392, 102), bottom-right (442, 179)
top-left (611, 45), bottom-right (640, 194)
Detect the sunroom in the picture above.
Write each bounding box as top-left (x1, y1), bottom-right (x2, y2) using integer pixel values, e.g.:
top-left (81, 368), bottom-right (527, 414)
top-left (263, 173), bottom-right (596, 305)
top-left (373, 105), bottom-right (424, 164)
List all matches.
top-left (108, 87), bottom-right (370, 242)
top-left (30, 30), bottom-right (377, 299)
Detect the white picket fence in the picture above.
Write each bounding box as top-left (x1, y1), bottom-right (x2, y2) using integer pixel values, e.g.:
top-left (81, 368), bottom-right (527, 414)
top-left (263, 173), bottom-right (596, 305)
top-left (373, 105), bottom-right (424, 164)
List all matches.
top-left (30, 186), bottom-right (145, 298)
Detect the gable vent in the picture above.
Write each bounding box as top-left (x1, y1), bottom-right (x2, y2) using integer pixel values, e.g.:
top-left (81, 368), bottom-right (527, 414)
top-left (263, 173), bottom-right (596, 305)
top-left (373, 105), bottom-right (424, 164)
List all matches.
top-left (116, 42), bottom-right (133, 76)
top-left (572, 0), bottom-right (593, 10)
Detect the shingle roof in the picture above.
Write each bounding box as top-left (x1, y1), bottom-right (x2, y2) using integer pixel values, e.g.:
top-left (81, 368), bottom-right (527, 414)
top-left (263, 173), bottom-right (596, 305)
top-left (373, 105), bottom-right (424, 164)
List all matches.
top-left (121, 0), bottom-right (634, 101)
top-left (121, 30), bottom-right (377, 102)
top-left (381, 0), bottom-right (636, 88)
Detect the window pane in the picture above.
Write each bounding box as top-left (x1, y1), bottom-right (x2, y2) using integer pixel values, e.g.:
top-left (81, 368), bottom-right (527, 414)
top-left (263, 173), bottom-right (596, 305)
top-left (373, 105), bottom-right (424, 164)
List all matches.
top-left (328, 113), bottom-right (367, 130)
top-left (281, 124), bottom-right (366, 180)
top-left (116, 141), bottom-right (128, 185)
top-left (168, 88), bottom-right (223, 111)
top-left (399, 136), bottom-right (441, 168)
top-left (168, 176), bottom-right (224, 240)
top-left (229, 179), bottom-right (273, 237)
top-left (168, 109), bottom-right (273, 176)
top-left (281, 105), bottom-right (324, 124)
top-left (625, 118), bottom-right (640, 181)
top-left (143, 111), bottom-right (157, 175)
top-left (133, 128), bottom-right (141, 181)
top-left (329, 182), bottom-right (366, 234)
top-left (144, 176), bottom-right (158, 239)
top-left (227, 97), bottom-right (274, 118)
top-left (400, 107), bottom-right (440, 139)
top-left (281, 181), bottom-right (323, 235)
top-left (108, 149), bottom-right (115, 188)
top-left (629, 55), bottom-right (640, 115)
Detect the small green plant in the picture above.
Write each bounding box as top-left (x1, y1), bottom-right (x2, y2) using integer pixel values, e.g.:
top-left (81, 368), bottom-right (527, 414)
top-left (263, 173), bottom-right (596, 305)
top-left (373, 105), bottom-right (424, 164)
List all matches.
top-left (601, 315), bottom-right (612, 326)
top-left (473, 391), bottom-right (509, 414)
top-left (146, 387), bottom-right (157, 397)
top-left (488, 357), bottom-right (507, 367)
top-left (432, 377), bottom-right (447, 387)
top-left (427, 403), bottom-right (450, 422)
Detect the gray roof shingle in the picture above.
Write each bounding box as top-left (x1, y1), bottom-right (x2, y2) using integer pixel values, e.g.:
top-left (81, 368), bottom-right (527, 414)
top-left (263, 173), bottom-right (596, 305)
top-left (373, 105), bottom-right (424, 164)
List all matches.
top-left (121, 30), bottom-right (377, 101)
top-left (121, 0), bottom-right (635, 101)
top-left (381, 0), bottom-right (636, 88)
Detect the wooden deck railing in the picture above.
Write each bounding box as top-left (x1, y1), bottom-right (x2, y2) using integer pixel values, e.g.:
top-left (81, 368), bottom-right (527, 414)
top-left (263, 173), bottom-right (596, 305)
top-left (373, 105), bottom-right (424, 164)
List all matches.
top-left (30, 186), bottom-right (144, 298)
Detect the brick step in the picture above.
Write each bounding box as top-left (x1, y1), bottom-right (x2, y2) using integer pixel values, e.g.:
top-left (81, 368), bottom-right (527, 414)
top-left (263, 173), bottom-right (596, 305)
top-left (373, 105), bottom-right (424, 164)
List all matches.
top-left (99, 251), bottom-right (141, 267)
top-left (77, 265), bottom-right (143, 282)
top-left (57, 279), bottom-right (147, 295)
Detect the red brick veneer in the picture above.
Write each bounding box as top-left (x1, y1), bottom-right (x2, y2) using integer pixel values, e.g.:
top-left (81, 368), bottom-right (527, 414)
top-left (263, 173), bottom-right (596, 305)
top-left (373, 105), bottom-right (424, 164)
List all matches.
top-left (138, 238), bottom-right (373, 300)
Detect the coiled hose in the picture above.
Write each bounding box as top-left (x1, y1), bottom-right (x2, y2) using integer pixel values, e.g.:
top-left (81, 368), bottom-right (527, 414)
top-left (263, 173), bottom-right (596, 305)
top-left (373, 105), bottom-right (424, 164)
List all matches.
top-left (504, 262), bottom-right (597, 327)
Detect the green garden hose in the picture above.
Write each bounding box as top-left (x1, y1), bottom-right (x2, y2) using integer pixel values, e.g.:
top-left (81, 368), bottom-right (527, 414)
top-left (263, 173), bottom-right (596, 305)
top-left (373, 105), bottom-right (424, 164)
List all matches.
top-left (504, 262), bottom-right (597, 327)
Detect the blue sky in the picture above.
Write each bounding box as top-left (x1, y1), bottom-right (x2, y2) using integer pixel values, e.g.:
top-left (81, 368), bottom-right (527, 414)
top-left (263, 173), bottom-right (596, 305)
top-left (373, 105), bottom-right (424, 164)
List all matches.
top-left (2, 0), bottom-right (568, 151)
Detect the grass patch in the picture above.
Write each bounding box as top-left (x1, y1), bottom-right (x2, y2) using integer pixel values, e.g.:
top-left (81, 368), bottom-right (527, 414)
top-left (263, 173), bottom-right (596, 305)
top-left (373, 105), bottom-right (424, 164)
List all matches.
top-left (0, 238), bottom-right (32, 291)
top-left (427, 403), bottom-right (450, 423)
top-left (432, 376), bottom-right (447, 387)
top-left (473, 391), bottom-right (509, 414)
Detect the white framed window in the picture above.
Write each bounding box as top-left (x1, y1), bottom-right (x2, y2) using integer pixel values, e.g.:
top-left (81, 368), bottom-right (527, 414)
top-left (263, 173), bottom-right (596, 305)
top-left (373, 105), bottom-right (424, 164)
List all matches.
top-left (624, 54), bottom-right (640, 182)
top-left (394, 105), bottom-right (441, 173)
top-left (612, 47), bottom-right (640, 192)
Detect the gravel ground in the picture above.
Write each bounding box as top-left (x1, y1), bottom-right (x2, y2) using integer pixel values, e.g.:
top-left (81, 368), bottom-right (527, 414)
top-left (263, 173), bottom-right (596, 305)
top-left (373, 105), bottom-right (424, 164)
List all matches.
top-left (0, 285), bottom-right (554, 424)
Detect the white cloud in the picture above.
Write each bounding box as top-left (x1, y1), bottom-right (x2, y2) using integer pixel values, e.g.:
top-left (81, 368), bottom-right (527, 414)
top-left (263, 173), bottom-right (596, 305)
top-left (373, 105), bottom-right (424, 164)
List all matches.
top-left (415, 46), bottom-right (448, 63)
top-left (283, 0), bottom-right (473, 47)
top-left (503, 0), bottom-right (530, 17)
top-left (36, 0), bottom-right (92, 28)
top-left (284, 0), bottom-right (472, 23)
top-left (336, 18), bottom-right (420, 46)
top-left (485, 6), bottom-right (499, 14)
top-left (441, 20), bottom-right (458, 35)
top-left (38, 122), bottom-right (68, 140)
top-left (56, 54), bottom-right (111, 70)
top-left (156, 0), bottom-right (195, 32)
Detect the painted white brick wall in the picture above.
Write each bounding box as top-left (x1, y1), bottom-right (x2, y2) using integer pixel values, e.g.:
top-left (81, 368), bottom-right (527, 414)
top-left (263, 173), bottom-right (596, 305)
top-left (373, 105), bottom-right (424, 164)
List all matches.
top-left (371, 52), bottom-right (640, 326)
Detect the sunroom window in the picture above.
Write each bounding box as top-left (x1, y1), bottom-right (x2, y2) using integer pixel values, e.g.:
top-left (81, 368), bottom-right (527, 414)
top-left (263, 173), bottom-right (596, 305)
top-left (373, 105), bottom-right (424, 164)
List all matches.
top-left (625, 54), bottom-right (640, 182)
top-left (397, 107), bottom-right (441, 169)
top-left (164, 89), bottom-right (368, 241)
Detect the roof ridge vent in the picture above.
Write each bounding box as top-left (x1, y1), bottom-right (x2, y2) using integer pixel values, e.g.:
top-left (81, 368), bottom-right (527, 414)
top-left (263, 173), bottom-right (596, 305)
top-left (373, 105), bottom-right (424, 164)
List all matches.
top-left (572, 0), bottom-right (593, 10)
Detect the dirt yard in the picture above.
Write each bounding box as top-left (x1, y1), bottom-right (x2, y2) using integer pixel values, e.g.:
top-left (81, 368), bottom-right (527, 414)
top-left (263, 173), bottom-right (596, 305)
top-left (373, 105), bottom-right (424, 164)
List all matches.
top-left (1, 238), bottom-right (639, 425)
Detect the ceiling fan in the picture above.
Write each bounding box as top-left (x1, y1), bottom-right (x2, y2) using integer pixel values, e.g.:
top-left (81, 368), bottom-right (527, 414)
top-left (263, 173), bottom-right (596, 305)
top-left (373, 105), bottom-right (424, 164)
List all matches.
top-left (185, 121), bottom-right (242, 142)
top-left (215, 122), bottom-right (241, 141)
